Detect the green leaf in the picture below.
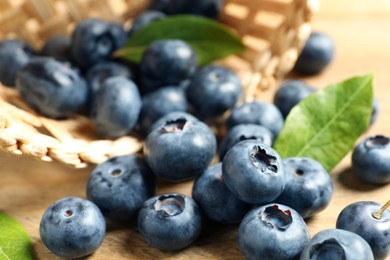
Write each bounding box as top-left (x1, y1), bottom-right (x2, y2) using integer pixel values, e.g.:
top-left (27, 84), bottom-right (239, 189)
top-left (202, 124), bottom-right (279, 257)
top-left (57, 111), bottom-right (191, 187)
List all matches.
top-left (273, 74), bottom-right (373, 172)
top-left (116, 15), bottom-right (245, 65)
top-left (0, 212), bottom-right (34, 260)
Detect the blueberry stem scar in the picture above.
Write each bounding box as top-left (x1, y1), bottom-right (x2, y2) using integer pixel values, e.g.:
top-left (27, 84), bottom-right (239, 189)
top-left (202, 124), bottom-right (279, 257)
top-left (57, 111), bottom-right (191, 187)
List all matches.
top-left (372, 200), bottom-right (390, 220)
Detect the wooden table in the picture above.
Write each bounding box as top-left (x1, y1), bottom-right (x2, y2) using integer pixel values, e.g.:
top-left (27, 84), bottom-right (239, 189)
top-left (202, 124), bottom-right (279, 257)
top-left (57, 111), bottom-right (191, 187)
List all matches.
top-left (1, 1), bottom-right (390, 259)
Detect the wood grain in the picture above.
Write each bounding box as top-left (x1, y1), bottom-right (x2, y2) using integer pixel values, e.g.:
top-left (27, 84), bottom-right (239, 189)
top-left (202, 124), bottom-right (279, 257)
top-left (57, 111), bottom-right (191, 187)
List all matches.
top-left (1, 1), bottom-right (390, 259)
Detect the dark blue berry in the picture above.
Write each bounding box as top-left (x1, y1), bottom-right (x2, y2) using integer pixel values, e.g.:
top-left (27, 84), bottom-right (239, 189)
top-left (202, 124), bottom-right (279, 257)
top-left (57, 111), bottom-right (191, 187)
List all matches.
top-left (275, 157), bottom-right (333, 219)
top-left (294, 31), bottom-right (335, 75)
top-left (222, 140), bottom-right (285, 205)
top-left (148, 0), bottom-right (224, 18)
top-left (192, 162), bottom-right (251, 224)
top-left (16, 57), bottom-right (88, 118)
top-left (91, 76), bottom-right (141, 138)
top-left (86, 155), bottom-right (156, 221)
top-left (0, 39), bottom-right (35, 87)
top-left (40, 35), bottom-right (72, 61)
top-left (138, 193), bottom-right (202, 251)
top-left (140, 40), bottom-right (197, 93)
top-left (239, 203), bottom-right (310, 260)
top-left (186, 65), bottom-right (242, 119)
top-left (300, 229), bottom-right (374, 260)
top-left (39, 197), bottom-right (106, 258)
top-left (144, 112), bottom-right (216, 182)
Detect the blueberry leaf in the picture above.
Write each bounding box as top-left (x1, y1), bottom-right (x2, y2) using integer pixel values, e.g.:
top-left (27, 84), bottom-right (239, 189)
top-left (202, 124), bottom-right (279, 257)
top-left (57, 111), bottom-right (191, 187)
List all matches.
top-left (0, 212), bottom-right (34, 259)
top-left (115, 15), bottom-right (245, 65)
top-left (273, 74), bottom-right (373, 172)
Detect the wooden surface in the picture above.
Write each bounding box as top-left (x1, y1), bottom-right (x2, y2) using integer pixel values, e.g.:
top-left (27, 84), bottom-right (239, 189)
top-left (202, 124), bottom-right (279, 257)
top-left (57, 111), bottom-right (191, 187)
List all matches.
top-left (1, 1), bottom-right (390, 259)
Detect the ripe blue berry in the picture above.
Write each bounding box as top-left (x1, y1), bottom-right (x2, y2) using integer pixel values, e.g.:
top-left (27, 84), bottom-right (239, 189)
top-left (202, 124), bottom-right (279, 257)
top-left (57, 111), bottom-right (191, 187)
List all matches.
top-left (192, 162), bottom-right (251, 224)
top-left (16, 57), bottom-right (88, 118)
top-left (294, 31), bottom-right (335, 75)
top-left (91, 76), bottom-right (142, 138)
top-left (239, 203), bottom-right (310, 260)
top-left (0, 39), bottom-right (35, 87)
top-left (222, 140), bottom-right (285, 205)
top-left (40, 35), bottom-right (72, 61)
top-left (86, 155), bottom-right (156, 221)
top-left (336, 201), bottom-right (390, 259)
top-left (300, 229), bottom-right (374, 260)
top-left (140, 40), bottom-right (197, 93)
top-left (351, 135), bottom-right (390, 184)
top-left (275, 157), bottom-right (333, 219)
top-left (144, 112), bottom-right (216, 182)
top-left (186, 65), bottom-right (242, 119)
top-left (273, 80), bottom-right (316, 118)
top-left (138, 193), bottom-right (202, 251)
top-left (227, 101), bottom-right (284, 137)
top-left (40, 197), bottom-right (106, 258)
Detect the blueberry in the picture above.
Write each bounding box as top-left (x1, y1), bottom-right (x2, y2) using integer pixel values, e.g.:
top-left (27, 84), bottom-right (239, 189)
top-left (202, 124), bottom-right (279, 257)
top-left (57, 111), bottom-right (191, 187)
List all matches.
top-left (0, 39), bottom-right (35, 87)
top-left (39, 197), bottom-right (106, 258)
top-left (71, 18), bottom-right (126, 70)
top-left (128, 11), bottom-right (166, 37)
top-left (138, 193), bottom-right (202, 251)
top-left (239, 203), bottom-right (310, 260)
top-left (222, 140), bottom-right (285, 205)
top-left (227, 101), bottom-right (284, 137)
top-left (336, 201), bottom-right (390, 259)
top-left (219, 123), bottom-right (274, 161)
top-left (294, 31), bottom-right (335, 75)
top-left (16, 57), bottom-right (88, 118)
top-left (351, 135), bottom-right (390, 184)
top-left (148, 0), bottom-right (224, 18)
top-left (274, 157), bottom-right (333, 219)
top-left (370, 98), bottom-right (380, 126)
top-left (148, 111), bottom-right (199, 133)
top-left (140, 39), bottom-right (197, 93)
top-left (300, 229), bottom-right (374, 260)
top-left (144, 112), bottom-right (216, 182)
top-left (186, 65), bottom-right (242, 119)
top-left (85, 61), bottom-right (134, 100)
top-left (40, 35), bottom-right (72, 61)
top-left (86, 155), bottom-right (156, 221)
top-left (192, 162), bottom-right (251, 224)
top-left (273, 80), bottom-right (316, 118)
top-left (138, 87), bottom-right (188, 135)
top-left (91, 76), bottom-right (142, 138)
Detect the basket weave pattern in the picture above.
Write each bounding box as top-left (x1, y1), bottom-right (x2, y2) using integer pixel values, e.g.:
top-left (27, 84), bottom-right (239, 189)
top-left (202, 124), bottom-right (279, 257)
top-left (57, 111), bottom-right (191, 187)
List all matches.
top-left (0, 0), bottom-right (318, 168)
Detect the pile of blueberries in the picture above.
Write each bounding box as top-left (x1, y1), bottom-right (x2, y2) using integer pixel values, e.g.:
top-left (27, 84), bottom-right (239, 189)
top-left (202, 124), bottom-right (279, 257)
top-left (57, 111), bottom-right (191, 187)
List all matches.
top-left (1, 0), bottom-right (389, 259)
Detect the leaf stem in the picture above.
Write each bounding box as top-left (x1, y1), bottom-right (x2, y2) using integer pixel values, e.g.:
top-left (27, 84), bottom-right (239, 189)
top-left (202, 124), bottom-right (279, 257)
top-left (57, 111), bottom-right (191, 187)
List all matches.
top-left (372, 200), bottom-right (390, 220)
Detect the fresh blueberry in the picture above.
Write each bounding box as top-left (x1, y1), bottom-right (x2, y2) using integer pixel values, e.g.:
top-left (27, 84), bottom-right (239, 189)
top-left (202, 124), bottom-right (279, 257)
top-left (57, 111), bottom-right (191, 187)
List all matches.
top-left (0, 39), bottom-right (35, 87)
top-left (91, 76), bottom-right (142, 138)
top-left (128, 11), bottom-right (166, 37)
top-left (222, 140), bottom-right (285, 205)
top-left (40, 35), bottom-right (72, 61)
top-left (186, 65), bottom-right (242, 119)
top-left (86, 155), bottom-right (156, 222)
top-left (138, 193), bottom-right (202, 251)
top-left (273, 80), bottom-right (316, 118)
top-left (219, 123), bottom-right (274, 161)
top-left (140, 39), bottom-right (197, 93)
top-left (148, 0), bottom-right (224, 18)
top-left (300, 229), bottom-right (374, 260)
top-left (71, 18), bottom-right (126, 70)
top-left (351, 135), bottom-right (390, 184)
top-left (274, 157), bottom-right (333, 219)
top-left (192, 162), bottom-right (251, 224)
top-left (39, 197), bottom-right (106, 258)
top-left (144, 111), bottom-right (216, 182)
top-left (16, 57), bottom-right (88, 118)
top-left (294, 31), bottom-right (335, 75)
top-left (138, 87), bottom-right (188, 135)
top-left (239, 203), bottom-right (310, 260)
top-left (227, 101), bottom-right (284, 137)
top-left (336, 201), bottom-right (390, 259)
top-left (85, 61), bottom-right (134, 101)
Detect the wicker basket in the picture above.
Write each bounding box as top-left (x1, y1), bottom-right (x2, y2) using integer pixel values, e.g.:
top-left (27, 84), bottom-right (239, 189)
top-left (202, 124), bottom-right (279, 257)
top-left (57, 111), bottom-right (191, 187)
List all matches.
top-left (0, 0), bottom-right (318, 168)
